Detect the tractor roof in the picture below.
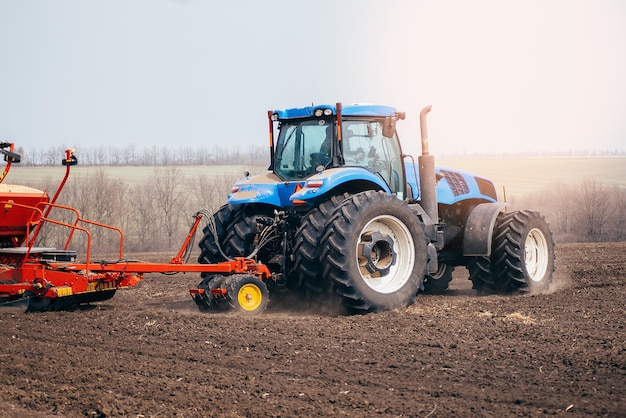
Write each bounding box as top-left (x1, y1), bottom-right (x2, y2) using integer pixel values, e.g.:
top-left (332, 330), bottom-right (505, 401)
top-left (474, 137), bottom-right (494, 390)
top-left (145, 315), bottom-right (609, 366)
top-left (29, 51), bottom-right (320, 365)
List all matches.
top-left (272, 103), bottom-right (401, 120)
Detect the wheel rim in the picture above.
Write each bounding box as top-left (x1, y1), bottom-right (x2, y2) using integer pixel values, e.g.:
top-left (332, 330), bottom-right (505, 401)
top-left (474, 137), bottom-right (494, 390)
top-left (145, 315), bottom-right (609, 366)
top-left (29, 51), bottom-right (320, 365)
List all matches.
top-left (356, 215), bottom-right (415, 294)
top-left (525, 228), bottom-right (549, 282)
top-left (430, 264), bottom-right (448, 280)
top-left (237, 283), bottom-right (263, 311)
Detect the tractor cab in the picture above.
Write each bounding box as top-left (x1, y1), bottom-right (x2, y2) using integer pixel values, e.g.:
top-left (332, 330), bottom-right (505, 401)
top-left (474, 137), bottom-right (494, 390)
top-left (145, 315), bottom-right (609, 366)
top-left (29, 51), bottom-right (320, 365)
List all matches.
top-left (269, 103), bottom-right (407, 197)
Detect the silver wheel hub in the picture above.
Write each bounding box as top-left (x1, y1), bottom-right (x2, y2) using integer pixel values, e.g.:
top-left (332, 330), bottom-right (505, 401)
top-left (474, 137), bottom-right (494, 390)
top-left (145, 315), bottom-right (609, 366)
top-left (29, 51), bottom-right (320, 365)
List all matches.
top-left (359, 231), bottom-right (397, 276)
top-left (356, 215), bottom-right (415, 294)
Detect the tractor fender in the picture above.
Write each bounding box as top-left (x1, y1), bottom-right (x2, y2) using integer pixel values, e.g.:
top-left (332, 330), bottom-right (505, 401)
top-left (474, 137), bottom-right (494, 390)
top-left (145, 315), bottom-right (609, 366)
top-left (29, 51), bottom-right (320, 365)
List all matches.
top-left (289, 167), bottom-right (391, 203)
top-left (462, 202), bottom-right (509, 256)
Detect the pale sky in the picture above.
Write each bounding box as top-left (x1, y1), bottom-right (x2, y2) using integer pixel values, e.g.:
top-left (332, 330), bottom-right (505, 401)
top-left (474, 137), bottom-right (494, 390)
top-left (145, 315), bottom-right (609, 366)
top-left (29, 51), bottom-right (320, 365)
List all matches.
top-left (1, 0), bottom-right (625, 158)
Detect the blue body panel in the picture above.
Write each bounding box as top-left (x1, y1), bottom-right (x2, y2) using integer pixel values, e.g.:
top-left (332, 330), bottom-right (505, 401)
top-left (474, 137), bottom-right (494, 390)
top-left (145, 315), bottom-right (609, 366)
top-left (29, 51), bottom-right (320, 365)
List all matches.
top-left (227, 161), bottom-right (496, 208)
top-left (404, 162), bottom-right (497, 205)
top-left (227, 180), bottom-right (283, 207)
top-left (227, 175), bottom-right (304, 208)
top-left (273, 104), bottom-right (399, 120)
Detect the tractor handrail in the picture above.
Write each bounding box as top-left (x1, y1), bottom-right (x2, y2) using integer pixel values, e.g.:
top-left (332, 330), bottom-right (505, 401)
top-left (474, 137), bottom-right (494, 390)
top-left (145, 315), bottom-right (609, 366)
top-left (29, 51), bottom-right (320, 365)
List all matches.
top-left (32, 217), bottom-right (93, 272)
top-left (0, 199), bottom-right (126, 270)
top-left (34, 201), bottom-right (125, 259)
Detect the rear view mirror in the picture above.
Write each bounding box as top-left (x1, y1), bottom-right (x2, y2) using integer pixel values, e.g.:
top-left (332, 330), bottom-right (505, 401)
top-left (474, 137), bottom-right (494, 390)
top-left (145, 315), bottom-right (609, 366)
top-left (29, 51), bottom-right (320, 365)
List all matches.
top-left (382, 117), bottom-right (396, 138)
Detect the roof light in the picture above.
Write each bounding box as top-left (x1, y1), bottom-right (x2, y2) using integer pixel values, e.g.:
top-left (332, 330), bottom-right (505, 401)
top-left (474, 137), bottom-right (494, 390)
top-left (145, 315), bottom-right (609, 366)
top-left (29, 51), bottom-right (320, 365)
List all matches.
top-left (314, 108), bottom-right (333, 117)
top-left (271, 113), bottom-right (279, 121)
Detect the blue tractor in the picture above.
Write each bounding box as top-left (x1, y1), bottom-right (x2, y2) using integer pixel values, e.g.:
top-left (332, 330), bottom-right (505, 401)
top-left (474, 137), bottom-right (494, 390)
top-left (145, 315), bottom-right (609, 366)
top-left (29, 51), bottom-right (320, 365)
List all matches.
top-left (196, 103), bottom-right (555, 314)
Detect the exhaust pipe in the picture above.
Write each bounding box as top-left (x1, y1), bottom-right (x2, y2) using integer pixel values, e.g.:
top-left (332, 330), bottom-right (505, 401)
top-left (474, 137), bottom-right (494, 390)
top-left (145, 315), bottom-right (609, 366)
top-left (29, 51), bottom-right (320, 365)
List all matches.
top-left (418, 105), bottom-right (438, 224)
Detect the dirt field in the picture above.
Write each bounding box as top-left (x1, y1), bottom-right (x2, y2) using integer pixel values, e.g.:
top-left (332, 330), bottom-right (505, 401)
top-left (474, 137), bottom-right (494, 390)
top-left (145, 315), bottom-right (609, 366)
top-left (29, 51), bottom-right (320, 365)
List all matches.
top-left (1, 242), bottom-right (625, 417)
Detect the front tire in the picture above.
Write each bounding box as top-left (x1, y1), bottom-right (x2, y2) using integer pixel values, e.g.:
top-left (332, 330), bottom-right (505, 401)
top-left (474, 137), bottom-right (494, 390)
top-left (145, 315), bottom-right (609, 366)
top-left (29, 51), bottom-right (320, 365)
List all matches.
top-left (221, 205), bottom-right (276, 263)
top-left (198, 204), bottom-right (276, 267)
top-left (320, 191), bottom-right (427, 313)
top-left (198, 204), bottom-right (237, 265)
top-left (423, 264), bottom-right (454, 294)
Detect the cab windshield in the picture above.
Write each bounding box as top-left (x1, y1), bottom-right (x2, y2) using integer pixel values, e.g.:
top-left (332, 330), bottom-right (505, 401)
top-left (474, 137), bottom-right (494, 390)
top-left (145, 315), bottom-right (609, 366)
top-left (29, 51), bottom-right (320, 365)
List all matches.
top-left (342, 119), bottom-right (404, 196)
top-left (274, 118), bottom-right (333, 180)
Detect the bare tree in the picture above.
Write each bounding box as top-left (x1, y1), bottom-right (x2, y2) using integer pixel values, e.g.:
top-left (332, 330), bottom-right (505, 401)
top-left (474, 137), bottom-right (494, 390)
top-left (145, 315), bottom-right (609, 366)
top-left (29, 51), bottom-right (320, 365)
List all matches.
top-left (124, 182), bottom-right (159, 252)
top-left (577, 180), bottom-right (611, 241)
top-left (606, 185), bottom-right (626, 241)
top-left (189, 172), bottom-right (243, 214)
top-left (152, 166), bottom-right (188, 249)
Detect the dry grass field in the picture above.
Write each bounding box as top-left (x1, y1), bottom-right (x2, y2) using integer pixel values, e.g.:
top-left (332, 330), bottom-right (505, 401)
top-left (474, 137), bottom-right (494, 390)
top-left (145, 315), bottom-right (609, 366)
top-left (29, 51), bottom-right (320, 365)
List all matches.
top-left (5, 164), bottom-right (258, 188)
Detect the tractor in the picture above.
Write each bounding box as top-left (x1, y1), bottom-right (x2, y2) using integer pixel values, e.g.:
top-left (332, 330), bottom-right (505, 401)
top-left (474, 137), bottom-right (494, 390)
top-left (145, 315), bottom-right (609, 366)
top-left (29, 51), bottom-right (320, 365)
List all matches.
top-left (196, 103), bottom-right (556, 313)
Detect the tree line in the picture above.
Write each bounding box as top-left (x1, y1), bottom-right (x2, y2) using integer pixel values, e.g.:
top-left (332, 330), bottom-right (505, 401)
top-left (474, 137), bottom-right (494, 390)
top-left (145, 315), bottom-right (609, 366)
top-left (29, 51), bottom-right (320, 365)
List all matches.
top-left (17, 144), bottom-right (269, 166)
top-left (16, 144), bottom-right (626, 167)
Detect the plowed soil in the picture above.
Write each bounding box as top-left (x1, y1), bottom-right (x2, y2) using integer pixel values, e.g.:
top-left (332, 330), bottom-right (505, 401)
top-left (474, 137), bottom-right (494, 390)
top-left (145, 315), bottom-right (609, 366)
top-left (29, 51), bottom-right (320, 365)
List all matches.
top-left (1, 242), bottom-right (625, 417)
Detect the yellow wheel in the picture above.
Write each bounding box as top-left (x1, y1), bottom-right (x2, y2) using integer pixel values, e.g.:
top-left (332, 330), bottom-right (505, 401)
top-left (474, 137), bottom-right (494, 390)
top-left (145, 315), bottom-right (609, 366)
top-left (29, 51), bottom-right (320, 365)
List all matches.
top-left (238, 283), bottom-right (264, 312)
top-left (225, 275), bottom-right (269, 315)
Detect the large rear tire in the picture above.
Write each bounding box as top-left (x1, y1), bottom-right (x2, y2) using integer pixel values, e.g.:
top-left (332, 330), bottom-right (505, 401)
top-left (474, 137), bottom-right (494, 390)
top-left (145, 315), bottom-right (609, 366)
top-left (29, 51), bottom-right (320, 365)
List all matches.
top-left (468, 256), bottom-right (496, 293)
top-left (292, 194), bottom-right (349, 293)
top-left (492, 210), bottom-right (555, 293)
top-left (320, 191), bottom-right (427, 313)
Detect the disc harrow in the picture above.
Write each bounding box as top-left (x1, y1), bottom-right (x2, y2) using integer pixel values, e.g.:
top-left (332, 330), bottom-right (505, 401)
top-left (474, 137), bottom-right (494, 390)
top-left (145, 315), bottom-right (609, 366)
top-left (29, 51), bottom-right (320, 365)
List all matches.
top-left (191, 273), bottom-right (270, 315)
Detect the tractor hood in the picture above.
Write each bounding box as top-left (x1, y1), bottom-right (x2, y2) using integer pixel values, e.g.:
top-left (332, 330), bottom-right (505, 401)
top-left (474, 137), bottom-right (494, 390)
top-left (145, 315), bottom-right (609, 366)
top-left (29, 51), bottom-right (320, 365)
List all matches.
top-left (405, 162), bottom-right (497, 205)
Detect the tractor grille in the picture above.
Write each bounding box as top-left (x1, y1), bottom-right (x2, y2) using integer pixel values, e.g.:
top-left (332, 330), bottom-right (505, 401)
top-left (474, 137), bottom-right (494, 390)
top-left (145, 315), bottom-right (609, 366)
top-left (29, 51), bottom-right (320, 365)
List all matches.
top-left (441, 170), bottom-right (470, 196)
